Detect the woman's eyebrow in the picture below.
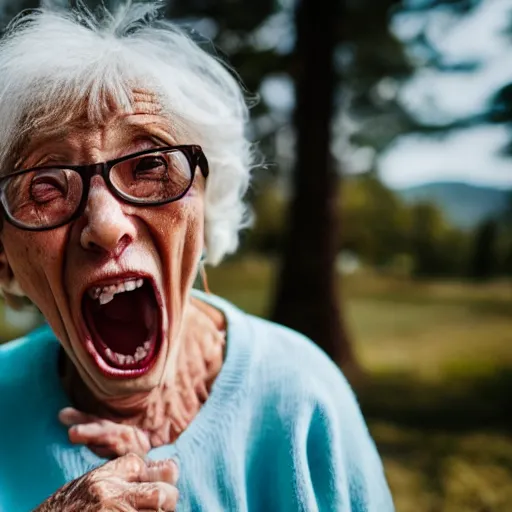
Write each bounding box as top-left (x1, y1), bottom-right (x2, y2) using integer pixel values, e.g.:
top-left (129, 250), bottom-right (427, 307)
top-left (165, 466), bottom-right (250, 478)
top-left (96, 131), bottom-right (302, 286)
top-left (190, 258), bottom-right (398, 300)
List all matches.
top-left (15, 151), bottom-right (70, 171)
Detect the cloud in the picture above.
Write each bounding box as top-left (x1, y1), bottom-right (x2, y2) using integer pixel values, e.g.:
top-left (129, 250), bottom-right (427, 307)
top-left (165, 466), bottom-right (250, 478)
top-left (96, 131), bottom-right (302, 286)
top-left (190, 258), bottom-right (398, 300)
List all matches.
top-left (382, 0), bottom-right (512, 188)
top-left (378, 125), bottom-right (512, 189)
top-left (398, 0), bottom-right (512, 121)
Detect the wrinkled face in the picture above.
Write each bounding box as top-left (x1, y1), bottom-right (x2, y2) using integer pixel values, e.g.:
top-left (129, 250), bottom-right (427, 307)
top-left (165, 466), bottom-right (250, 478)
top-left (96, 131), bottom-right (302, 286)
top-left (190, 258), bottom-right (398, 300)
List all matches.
top-left (0, 94), bottom-right (205, 398)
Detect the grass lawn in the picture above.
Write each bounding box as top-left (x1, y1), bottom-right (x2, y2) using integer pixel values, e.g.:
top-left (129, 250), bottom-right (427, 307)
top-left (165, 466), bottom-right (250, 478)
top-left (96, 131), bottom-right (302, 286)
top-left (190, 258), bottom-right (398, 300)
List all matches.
top-left (208, 256), bottom-right (512, 512)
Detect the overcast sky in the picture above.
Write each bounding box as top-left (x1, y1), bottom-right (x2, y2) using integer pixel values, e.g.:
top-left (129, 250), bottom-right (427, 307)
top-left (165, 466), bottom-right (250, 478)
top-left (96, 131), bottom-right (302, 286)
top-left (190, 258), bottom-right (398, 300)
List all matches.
top-left (379, 0), bottom-right (512, 189)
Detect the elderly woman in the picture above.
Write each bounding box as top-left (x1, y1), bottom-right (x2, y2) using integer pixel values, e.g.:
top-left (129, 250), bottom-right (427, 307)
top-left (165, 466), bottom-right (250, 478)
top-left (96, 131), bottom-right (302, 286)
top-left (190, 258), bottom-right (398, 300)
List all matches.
top-left (0, 4), bottom-right (393, 512)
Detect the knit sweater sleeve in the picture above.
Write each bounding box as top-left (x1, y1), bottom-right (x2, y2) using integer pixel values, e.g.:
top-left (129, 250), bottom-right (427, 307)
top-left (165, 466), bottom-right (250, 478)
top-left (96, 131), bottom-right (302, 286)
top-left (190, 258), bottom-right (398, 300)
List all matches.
top-left (242, 314), bottom-right (395, 512)
top-left (300, 353), bottom-right (395, 512)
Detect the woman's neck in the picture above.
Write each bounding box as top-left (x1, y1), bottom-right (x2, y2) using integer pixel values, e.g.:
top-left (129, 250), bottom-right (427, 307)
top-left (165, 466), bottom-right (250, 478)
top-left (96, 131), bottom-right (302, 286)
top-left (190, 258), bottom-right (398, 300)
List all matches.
top-left (60, 296), bottom-right (226, 446)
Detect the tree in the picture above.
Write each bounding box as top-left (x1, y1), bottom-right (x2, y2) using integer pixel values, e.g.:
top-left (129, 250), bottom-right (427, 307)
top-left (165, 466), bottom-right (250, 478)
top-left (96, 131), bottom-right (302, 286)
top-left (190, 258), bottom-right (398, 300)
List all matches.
top-left (269, 0), bottom-right (355, 368)
top-left (470, 219), bottom-right (498, 280)
top-left (408, 202), bottom-right (449, 276)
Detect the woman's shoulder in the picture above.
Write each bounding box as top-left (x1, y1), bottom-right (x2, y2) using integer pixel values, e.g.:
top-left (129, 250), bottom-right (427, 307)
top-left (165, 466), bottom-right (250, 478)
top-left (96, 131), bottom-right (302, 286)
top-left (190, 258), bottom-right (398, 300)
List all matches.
top-left (245, 313), bottom-right (352, 394)
top-left (0, 323), bottom-right (59, 388)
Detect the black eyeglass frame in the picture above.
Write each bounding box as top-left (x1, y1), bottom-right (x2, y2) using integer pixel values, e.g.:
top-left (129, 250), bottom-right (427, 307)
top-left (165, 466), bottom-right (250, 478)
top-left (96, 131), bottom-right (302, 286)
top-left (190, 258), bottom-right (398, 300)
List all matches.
top-left (0, 145), bottom-right (209, 232)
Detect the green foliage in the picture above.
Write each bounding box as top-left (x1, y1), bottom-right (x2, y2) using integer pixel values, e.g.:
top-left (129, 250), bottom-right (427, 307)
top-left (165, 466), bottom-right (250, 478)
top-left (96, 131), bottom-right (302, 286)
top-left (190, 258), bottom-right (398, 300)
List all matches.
top-left (408, 202), bottom-right (470, 277)
top-left (341, 174), bottom-right (411, 265)
top-left (469, 220), bottom-right (498, 280)
top-left (248, 173), bottom-right (477, 278)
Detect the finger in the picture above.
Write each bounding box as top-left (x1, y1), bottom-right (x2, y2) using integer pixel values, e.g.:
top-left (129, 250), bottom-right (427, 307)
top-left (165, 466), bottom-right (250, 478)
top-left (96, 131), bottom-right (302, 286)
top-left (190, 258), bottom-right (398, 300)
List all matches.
top-left (101, 453), bottom-right (149, 482)
top-left (146, 459), bottom-right (180, 485)
top-left (59, 407), bottom-right (97, 426)
top-left (127, 482), bottom-right (179, 511)
top-left (70, 422), bottom-right (151, 458)
top-left (68, 421), bottom-right (115, 445)
top-left (103, 454), bottom-right (179, 484)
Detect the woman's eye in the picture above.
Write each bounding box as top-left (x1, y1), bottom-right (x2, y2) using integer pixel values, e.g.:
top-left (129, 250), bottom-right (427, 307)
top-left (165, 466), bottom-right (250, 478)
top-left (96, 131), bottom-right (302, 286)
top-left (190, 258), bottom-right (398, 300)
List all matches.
top-left (134, 156), bottom-right (168, 179)
top-left (30, 175), bottom-right (67, 203)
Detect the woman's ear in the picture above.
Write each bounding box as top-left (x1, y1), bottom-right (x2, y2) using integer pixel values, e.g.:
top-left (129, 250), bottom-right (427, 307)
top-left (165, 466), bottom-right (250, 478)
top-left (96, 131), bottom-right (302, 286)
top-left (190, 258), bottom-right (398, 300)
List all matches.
top-left (0, 240), bottom-right (27, 309)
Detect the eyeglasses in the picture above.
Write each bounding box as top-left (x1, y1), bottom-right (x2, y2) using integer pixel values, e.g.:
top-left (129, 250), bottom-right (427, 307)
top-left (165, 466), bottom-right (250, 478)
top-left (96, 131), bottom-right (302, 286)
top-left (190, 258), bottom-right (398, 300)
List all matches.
top-left (0, 145), bottom-right (209, 231)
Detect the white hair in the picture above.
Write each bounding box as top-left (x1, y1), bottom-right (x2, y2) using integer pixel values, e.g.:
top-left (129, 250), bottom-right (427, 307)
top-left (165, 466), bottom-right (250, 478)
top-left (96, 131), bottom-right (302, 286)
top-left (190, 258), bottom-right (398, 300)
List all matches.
top-left (0, 1), bottom-right (254, 265)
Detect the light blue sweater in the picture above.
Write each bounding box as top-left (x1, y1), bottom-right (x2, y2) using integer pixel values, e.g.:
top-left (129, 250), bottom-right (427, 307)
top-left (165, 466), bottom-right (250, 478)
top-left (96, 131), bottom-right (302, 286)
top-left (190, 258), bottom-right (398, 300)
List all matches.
top-left (0, 291), bottom-right (394, 511)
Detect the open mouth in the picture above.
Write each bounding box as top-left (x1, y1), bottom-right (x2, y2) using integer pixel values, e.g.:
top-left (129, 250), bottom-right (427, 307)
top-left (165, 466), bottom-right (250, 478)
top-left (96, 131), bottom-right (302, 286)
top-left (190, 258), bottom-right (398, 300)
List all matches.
top-left (81, 276), bottom-right (161, 378)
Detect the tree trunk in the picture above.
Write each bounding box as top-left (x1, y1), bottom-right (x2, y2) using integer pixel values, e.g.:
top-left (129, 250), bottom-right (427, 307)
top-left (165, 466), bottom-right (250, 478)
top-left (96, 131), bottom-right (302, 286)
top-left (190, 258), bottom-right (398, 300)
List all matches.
top-left (271, 0), bottom-right (354, 368)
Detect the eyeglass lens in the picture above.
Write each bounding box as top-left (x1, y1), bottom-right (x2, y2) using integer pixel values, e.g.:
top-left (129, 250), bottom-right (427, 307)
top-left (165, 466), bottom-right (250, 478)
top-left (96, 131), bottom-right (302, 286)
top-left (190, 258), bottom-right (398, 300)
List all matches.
top-left (111, 150), bottom-right (191, 202)
top-left (1, 150), bottom-right (193, 229)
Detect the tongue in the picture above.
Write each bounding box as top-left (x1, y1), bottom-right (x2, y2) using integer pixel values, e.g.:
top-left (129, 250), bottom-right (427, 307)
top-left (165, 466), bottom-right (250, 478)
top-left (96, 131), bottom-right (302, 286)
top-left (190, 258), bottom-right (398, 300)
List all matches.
top-left (85, 285), bottom-right (157, 355)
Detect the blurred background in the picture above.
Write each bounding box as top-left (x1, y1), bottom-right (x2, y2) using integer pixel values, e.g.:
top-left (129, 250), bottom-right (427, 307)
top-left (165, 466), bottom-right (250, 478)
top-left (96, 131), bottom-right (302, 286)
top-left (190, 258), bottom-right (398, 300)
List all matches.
top-left (1, 0), bottom-right (512, 510)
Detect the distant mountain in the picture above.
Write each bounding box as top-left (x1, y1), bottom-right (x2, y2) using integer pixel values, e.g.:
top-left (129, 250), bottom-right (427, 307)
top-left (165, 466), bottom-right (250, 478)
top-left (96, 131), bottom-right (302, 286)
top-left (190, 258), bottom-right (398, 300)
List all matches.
top-left (395, 182), bottom-right (511, 230)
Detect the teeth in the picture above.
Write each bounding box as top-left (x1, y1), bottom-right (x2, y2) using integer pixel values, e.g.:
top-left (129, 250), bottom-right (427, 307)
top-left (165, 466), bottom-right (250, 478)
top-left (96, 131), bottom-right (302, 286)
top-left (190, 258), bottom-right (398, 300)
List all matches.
top-left (90, 287), bottom-right (101, 299)
top-left (125, 281), bottom-right (136, 292)
top-left (88, 278), bottom-right (145, 303)
top-left (134, 346), bottom-right (147, 362)
top-left (103, 342), bottom-right (151, 367)
top-left (99, 293), bottom-right (114, 305)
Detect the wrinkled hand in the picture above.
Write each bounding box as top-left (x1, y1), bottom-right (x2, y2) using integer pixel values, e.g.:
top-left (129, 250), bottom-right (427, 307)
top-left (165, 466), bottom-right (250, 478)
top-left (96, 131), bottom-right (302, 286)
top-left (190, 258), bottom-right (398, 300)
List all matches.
top-left (60, 408), bottom-right (151, 459)
top-left (34, 453), bottom-right (179, 511)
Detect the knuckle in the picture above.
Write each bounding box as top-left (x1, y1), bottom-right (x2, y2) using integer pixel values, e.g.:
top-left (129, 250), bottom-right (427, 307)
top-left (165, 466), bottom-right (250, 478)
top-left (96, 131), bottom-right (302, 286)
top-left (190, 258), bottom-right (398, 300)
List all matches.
top-left (88, 479), bottom-right (107, 499)
top-left (104, 430), bottom-right (117, 445)
top-left (122, 451), bottom-right (144, 471)
top-left (120, 428), bottom-right (132, 443)
top-left (124, 452), bottom-right (143, 464)
top-left (162, 485), bottom-right (179, 508)
top-left (116, 440), bottom-right (130, 456)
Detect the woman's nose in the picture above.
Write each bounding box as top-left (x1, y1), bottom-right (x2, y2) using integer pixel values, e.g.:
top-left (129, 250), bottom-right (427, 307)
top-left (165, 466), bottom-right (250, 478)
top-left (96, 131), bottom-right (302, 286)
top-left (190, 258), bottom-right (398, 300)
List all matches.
top-left (80, 179), bottom-right (136, 257)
